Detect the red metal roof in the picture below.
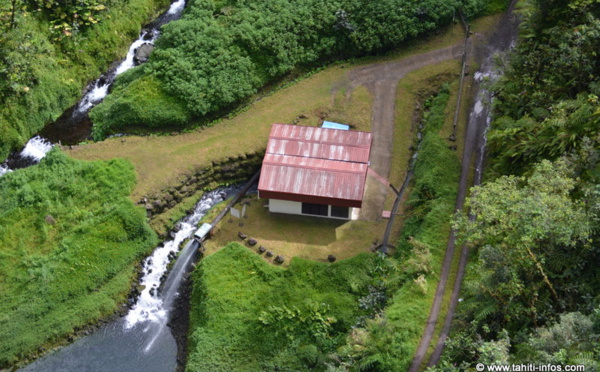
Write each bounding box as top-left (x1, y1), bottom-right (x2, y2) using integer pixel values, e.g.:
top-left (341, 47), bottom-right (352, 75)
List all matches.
top-left (267, 123), bottom-right (372, 163)
top-left (258, 124), bottom-right (372, 207)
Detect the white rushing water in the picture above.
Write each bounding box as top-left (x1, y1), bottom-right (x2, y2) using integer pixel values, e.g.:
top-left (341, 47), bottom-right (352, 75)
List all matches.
top-left (20, 136), bottom-right (54, 160)
top-left (471, 65), bottom-right (501, 185)
top-left (114, 30), bottom-right (160, 76)
top-left (125, 188), bottom-right (230, 329)
top-left (75, 0), bottom-right (187, 114)
top-left (0, 136), bottom-right (53, 177)
top-left (0, 165), bottom-right (10, 176)
top-left (76, 29), bottom-right (160, 113)
top-left (168, 0), bottom-right (186, 14)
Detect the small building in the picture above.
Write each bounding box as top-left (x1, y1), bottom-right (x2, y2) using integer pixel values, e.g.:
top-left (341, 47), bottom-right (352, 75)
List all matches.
top-left (258, 123), bottom-right (372, 220)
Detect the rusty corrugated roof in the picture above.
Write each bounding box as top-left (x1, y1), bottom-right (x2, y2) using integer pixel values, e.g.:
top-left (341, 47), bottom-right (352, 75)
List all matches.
top-left (258, 124), bottom-right (372, 205)
top-left (268, 123), bottom-right (372, 163)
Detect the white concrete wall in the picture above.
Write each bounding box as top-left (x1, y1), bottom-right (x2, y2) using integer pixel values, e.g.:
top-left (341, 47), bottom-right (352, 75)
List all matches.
top-left (269, 199), bottom-right (302, 215)
top-left (268, 199), bottom-right (353, 220)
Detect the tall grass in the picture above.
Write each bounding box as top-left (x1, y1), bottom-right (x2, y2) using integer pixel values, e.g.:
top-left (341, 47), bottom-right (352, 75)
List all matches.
top-left (0, 149), bottom-right (157, 367)
top-left (187, 243), bottom-right (375, 371)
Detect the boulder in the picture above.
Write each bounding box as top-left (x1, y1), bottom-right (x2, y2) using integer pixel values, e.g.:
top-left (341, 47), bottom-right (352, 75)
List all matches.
top-left (238, 232), bottom-right (247, 240)
top-left (266, 251), bottom-right (273, 257)
top-left (134, 43), bottom-right (154, 64)
top-left (247, 238), bottom-right (258, 246)
top-left (258, 246), bottom-right (266, 254)
top-left (45, 215), bottom-right (56, 225)
top-left (327, 255), bottom-right (336, 263)
top-left (274, 255), bottom-right (285, 264)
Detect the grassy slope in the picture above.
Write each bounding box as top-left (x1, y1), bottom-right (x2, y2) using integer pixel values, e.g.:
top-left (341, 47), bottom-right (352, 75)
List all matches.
top-left (187, 243), bottom-right (374, 371)
top-left (0, 0), bottom-right (170, 161)
top-left (0, 150), bottom-right (157, 367)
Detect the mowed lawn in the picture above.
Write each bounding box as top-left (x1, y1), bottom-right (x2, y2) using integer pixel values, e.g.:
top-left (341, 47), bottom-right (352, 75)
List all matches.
top-left (202, 194), bottom-right (391, 265)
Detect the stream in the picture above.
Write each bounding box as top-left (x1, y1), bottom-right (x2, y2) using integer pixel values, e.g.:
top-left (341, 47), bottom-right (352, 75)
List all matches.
top-left (0, 0), bottom-right (187, 175)
top-left (20, 186), bottom-right (241, 372)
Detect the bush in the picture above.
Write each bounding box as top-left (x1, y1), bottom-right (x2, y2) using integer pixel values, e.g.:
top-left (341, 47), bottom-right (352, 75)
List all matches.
top-left (90, 73), bottom-right (190, 139)
top-left (91, 0), bottom-right (463, 136)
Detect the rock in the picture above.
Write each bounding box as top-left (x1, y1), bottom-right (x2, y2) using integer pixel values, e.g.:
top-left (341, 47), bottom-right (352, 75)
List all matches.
top-left (134, 43), bottom-right (154, 64)
top-left (238, 232), bottom-right (247, 240)
top-left (247, 238), bottom-right (258, 246)
top-left (45, 215), bottom-right (56, 225)
top-left (274, 255), bottom-right (285, 264)
top-left (266, 251), bottom-right (274, 257)
top-left (173, 223), bottom-right (182, 232)
top-left (299, 114), bottom-right (308, 119)
top-left (169, 231), bottom-right (177, 239)
top-left (327, 254), bottom-right (337, 263)
top-left (449, 134), bottom-right (457, 142)
top-left (258, 246), bottom-right (266, 254)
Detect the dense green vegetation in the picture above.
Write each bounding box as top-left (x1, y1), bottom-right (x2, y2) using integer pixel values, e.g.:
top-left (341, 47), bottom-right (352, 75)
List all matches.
top-left (434, 0), bottom-right (600, 369)
top-left (0, 149), bottom-right (157, 367)
top-left (90, 0), bottom-right (497, 138)
top-left (0, 0), bottom-right (170, 162)
top-left (187, 243), bottom-right (384, 371)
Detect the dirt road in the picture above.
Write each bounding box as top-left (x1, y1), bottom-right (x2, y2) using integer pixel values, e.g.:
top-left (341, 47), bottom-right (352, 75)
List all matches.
top-left (347, 44), bottom-right (464, 220)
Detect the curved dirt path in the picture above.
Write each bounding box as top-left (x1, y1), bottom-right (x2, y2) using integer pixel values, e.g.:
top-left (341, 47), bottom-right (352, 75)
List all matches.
top-left (347, 44), bottom-right (464, 220)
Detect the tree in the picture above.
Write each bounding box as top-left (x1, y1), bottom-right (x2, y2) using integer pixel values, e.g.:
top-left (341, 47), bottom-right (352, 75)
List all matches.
top-left (455, 160), bottom-right (590, 330)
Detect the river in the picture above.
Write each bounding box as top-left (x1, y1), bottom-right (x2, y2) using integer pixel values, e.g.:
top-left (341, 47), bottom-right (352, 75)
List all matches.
top-left (20, 186), bottom-right (241, 372)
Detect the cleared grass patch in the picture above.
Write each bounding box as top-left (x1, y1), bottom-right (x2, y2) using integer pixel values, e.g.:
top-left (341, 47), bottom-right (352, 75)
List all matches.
top-left (202, 194), bottom-right (386, 265)
top-left (67, 64), bottom-right (351, 202)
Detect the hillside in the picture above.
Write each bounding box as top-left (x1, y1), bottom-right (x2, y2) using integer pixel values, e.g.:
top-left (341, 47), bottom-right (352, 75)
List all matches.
top-left (0, 0), bottom-right (170, 162)
top-left (433, 0), bottom-right (600, 369)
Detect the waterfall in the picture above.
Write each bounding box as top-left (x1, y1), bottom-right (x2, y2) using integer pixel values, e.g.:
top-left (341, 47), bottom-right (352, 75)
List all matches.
top-left (0, 136), bottom-right (53, 177)
top-left (19, 136), bottom-right (54, 161)
top-left (124, 187), bottom-right (235, 338)
top-left (75, 0), bottom-right (187, 115)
